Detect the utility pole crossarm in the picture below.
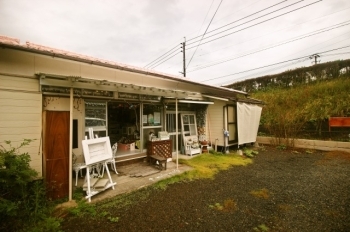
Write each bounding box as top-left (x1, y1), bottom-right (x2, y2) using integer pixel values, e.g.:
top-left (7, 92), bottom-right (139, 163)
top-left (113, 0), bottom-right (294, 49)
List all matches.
top-left (309, 54), bottom-right (320, 65)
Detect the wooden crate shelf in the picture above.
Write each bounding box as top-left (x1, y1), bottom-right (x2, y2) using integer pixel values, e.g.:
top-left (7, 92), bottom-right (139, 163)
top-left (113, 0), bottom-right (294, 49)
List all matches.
top-left (147, 139), bottom-right (172, 159)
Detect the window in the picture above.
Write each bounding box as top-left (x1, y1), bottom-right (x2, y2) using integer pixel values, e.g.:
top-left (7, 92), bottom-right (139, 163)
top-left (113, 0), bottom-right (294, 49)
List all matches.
top-left (181, 114), bottom-right (197, 137)
top-left (142, 104), bottom-right (162, 126)
top-left (85, 101), bottom-right (107, 138)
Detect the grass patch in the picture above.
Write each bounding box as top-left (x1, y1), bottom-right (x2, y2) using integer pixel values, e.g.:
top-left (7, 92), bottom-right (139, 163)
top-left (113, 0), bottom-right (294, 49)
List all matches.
top-left (179, 152), bottom-right (252, 180)
top-left (96, 187), bottom-right (152, 210)
top-left (250, 188), bottom-right (270, 199)
top-left (152, 152), bottom-right (251, 190)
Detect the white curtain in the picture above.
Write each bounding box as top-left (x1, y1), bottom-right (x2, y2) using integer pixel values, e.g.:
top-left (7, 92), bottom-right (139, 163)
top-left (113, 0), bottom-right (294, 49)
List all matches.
top-left (237, 102), bottom-right (262, 145)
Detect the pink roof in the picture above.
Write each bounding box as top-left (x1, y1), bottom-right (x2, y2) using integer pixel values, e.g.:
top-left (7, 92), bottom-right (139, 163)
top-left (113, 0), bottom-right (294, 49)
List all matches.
top-left (0, 35), bottom-right (183, 81)
top-left (0, 34), bottom-right (248, 96)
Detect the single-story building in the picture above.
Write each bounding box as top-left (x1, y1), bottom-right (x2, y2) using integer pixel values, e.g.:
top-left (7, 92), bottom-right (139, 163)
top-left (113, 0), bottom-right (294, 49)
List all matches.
top-left (0, 35), bottom-right (262, 200)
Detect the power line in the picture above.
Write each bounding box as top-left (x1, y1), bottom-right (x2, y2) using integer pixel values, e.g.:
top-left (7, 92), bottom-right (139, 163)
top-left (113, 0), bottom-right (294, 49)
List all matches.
top-left (144, 43), bottom-right (180, 68)
top-left (187, 20), bottom-right (350, 72)
top-left (212, 0), bottom-right (263, 25)
top-left (186, 0), bottom-right (223, 69)
top-left (187, 0), bottom-right (288, 43)
top-left (218, 57), bottom-right (310, 86)
top-left (186, 0), bottom-right (307, 46)
top-left (203, 44), bottom-right (350, 82)
top-left (186, 0), bottom-right (322, 50)
top-left (144, 0), bottom-right (321, 72)
top-left (321, 51), bottom-right (350, 57)
top-left (182, 0), bottom-right (215, 74)
top-left (146, 0), bottom-right (216, 73)
top-left (224, 34), bottom-right (350, 85)
top-left (148, 50), bottom-right (181, 69)
top-left (196, 6), bottom-right (350, 58)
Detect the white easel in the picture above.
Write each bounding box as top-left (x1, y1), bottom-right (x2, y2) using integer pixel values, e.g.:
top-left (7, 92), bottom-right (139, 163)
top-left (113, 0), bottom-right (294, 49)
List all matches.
top-left (82, 135), bottom-right (116, 202)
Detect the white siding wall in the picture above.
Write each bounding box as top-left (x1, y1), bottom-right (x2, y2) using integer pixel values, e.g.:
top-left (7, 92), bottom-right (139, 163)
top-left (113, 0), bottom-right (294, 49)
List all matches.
top-left (0, 75), bottom-right (42, 176)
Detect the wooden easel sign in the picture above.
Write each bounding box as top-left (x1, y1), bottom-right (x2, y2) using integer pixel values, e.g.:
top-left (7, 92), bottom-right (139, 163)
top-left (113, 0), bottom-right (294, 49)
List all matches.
top-left (82, 137), bottom-right (113, 165)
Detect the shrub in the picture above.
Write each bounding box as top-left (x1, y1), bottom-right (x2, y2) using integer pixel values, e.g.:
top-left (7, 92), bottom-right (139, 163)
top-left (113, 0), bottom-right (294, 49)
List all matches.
top-left (0, 139), bottom-right (61, 231)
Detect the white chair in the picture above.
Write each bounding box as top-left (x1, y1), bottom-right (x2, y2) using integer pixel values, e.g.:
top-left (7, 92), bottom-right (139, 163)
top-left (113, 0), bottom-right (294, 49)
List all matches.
top-left (102, 142), bottom-right (118, 175)
top-left (184, 135), bottom-right (201, 156)
top-left (72, 153), bottom-right (87, 186)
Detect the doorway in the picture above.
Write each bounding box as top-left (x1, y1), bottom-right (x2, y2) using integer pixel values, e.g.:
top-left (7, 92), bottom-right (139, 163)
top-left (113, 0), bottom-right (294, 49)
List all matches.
top-left (43, 111), bottom-right (69, 200)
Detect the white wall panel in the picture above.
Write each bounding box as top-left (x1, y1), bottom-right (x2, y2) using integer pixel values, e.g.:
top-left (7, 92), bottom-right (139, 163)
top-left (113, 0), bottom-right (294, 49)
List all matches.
top-left (0, 89), bottom-right (42, 176)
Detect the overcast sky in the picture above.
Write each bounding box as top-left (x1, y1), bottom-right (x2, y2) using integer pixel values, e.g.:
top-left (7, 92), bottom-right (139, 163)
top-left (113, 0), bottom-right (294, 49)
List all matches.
top-left (1, 0), bottom-right (350, 86)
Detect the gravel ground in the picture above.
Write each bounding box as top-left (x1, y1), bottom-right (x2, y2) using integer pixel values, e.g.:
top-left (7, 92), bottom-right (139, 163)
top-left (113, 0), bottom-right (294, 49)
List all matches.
top-left (62, 146), bottom-right (350, 232)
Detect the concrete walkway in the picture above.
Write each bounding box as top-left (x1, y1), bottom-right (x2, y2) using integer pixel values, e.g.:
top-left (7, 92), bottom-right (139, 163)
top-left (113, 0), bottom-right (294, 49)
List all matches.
top-left (73, 154), bottom-right (194, 203)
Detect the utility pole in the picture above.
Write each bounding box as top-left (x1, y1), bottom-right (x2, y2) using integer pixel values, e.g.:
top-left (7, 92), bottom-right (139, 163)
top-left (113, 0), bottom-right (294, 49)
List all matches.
top-left (181, 37), bottom-right (186, 77)
top-left (309, 54), bottom-right (320, 65)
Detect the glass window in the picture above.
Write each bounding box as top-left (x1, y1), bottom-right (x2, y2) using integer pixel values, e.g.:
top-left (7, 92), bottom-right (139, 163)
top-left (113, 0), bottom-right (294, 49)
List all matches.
top-left (142, 104), bottom-right (162, 126)
top-left (181, 114), bottom-right (197, 136)
top-left (85, 101), bottom-right (107, 138)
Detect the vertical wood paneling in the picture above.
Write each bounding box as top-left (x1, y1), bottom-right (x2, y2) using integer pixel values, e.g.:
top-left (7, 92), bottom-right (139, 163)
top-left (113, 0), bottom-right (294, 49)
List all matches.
top-left (44, 111), bottom-right (69, 200)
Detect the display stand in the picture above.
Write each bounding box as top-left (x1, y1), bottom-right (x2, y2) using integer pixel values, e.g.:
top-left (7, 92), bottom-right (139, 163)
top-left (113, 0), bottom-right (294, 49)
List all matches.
top-left (82, 137), bottom-right (117, 202)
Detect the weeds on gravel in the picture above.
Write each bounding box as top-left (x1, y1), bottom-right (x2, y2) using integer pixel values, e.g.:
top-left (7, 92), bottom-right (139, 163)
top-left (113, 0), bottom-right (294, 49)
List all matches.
top-left (209, 199), bottom-right (236, 212)
top-left (250, 188), bottom-right (270, 199)
top-left (277, 144), bottom-right (287, 150)
top-left (253, 224), bottom-right (269, 231)
top-left (243, 148), bottom-right (259, 158)
top-left (107, 216), bottom-right (119, 223)
top-left (67, 200), bottom-right (97, 217)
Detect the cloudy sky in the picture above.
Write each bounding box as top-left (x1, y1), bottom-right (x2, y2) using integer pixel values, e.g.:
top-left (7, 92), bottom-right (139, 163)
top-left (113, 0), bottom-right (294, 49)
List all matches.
top-left (1, 0), bottom-right (350, 86)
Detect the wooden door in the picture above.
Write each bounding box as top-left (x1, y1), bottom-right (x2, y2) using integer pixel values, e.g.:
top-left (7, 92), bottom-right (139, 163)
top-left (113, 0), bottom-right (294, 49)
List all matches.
top-left (44, 111), bottom-right (69, 200)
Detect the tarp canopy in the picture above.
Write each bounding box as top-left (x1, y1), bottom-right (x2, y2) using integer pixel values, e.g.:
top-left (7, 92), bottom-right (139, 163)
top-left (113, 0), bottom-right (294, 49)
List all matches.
top-left (237, 102), bottom-right (262, 145)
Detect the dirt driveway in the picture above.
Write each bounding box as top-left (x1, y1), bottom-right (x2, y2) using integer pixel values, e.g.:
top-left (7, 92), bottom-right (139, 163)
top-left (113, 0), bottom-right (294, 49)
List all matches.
top-left (62, 145), bottom-right (350, 232)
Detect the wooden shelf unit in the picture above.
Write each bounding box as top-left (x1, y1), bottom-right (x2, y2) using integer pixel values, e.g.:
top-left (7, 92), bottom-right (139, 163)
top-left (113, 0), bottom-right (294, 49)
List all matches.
top-left (147, 139), bottom-right (172, 159)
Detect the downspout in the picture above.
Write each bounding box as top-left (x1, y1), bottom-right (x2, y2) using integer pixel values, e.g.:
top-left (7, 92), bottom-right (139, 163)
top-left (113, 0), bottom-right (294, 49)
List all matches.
top-left (69, 88), bottom-right (73, 201)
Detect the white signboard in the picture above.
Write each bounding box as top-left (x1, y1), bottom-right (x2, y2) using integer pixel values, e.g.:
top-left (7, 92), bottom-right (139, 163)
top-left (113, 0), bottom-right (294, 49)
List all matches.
top-left (82, 137), bottom-right (113, 165)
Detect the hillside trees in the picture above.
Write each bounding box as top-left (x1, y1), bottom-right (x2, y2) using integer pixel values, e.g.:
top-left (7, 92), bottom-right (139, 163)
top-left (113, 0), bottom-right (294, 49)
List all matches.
top-left (252, 76), bottom-right (350, 144)
top-left (227, 59), bottom-right (350, 92)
